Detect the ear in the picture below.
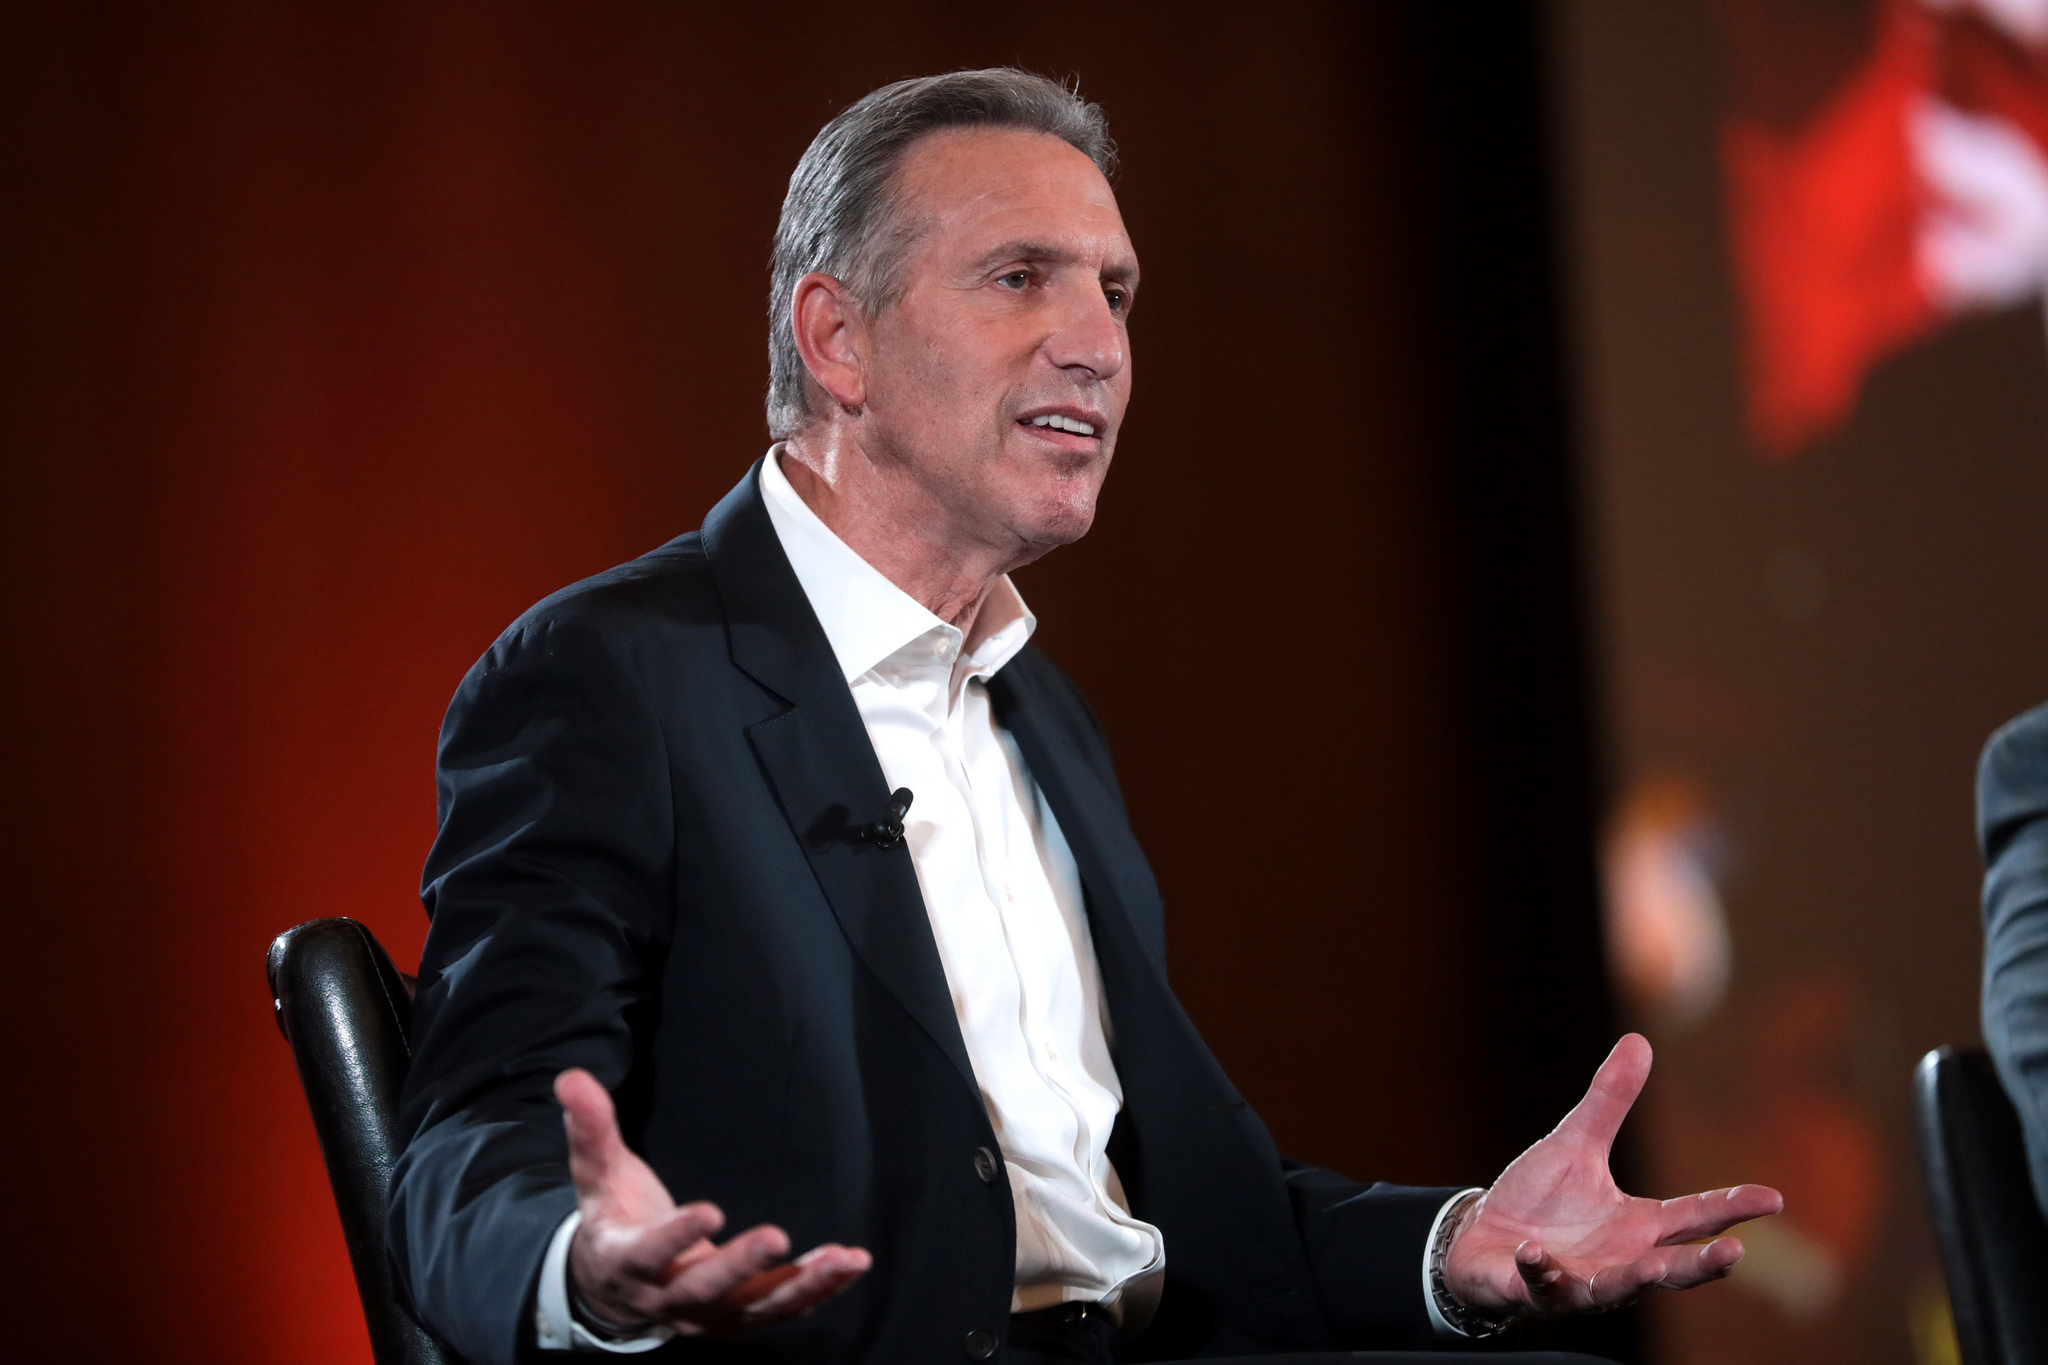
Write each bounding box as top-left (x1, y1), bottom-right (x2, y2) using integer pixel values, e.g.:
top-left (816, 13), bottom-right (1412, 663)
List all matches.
top-left (790, 272), bottom-right (868, 414)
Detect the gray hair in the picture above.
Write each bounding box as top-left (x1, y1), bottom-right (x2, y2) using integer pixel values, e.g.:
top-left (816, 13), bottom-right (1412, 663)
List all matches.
top-left (765, 68), bottom-right (1115, 438)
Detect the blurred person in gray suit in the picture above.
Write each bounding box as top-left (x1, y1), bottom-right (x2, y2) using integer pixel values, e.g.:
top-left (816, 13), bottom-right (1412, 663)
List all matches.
top-left (1978, 700), bottom-right (2048, 1217)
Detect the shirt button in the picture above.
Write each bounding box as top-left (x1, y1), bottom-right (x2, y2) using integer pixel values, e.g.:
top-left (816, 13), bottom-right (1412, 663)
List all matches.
top-left (963, 1329), bottom-right (999, 1360)
top-left (973, 1146), bottom-right (1000, 1183)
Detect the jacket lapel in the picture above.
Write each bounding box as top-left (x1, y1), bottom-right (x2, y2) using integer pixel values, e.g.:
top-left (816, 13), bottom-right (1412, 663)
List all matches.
top-left (994, 664), bottom-right (1323, 1301)
top-left (702, 463), bottom-right (979, 1097)
top-left (987, 666), bottom-right (1173, 1010)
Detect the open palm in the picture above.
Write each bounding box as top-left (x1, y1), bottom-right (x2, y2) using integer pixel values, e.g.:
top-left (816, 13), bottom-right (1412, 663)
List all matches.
top-left (557, 1068), bottom-right (870, 1338)
top-left (1444, 1034), bottom-right (1783, 1317)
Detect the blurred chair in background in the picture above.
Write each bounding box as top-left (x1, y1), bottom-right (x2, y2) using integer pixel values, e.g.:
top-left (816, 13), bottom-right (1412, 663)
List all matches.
top-left (1914, 1046), bottom-right (2048, 1365)
top-left (268, 917), bottom-right (456, 1365)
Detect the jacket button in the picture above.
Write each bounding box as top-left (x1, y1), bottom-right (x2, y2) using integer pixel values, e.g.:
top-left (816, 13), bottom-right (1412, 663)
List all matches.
top-left (973, 1146), bottom-right (1000, 1183)
top-left (963, 1328), bottom-right (999, 1359)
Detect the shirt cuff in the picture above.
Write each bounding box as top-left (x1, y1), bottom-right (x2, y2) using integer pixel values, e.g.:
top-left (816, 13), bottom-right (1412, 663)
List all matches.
top-left (1422, 1187), bottom-right (1489, 1338)
top-left (535, 1210), bottom-right (676, 1353)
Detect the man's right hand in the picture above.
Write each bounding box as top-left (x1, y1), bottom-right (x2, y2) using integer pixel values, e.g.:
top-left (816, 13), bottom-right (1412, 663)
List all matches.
top-left (555, 1068), bottom-right (872, 1338)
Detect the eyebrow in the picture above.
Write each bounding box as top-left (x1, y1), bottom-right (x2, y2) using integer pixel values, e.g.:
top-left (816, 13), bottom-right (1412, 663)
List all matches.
top-left (972, 239), bottom-right (1140, 281)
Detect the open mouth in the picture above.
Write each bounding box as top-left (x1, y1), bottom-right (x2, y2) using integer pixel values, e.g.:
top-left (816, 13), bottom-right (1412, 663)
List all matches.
top-left (1019, 412), bottom-right (1102, 439)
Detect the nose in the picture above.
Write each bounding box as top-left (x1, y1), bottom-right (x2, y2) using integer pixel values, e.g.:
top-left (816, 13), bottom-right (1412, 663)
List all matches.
top-left (1042, 278), bottom-right (1125, 383)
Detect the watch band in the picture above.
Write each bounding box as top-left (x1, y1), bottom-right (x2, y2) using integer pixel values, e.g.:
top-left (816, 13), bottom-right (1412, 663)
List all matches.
top-left (1428, 1188), bottom-right (1514, 1339)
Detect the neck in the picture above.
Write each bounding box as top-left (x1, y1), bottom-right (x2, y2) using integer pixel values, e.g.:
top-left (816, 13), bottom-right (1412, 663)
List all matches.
top-left (779, 428), bottom-right (1021, 630)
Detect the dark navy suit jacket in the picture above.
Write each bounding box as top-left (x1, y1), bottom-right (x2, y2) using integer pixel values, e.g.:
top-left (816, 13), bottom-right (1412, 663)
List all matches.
top-left (387, 464), bottom-right (1460, 1364)
top-left (1979, 701), bottom-right (2048, 1220)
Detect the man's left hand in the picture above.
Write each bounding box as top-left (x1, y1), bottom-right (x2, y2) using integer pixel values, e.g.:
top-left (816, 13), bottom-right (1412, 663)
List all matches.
top-left (1443, 1033), bottom-right (1783, 1318)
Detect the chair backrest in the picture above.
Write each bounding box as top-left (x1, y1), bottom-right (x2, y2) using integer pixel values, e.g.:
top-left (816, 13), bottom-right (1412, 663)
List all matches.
top-left (268, 917), bottom-right (457, 1365)
top-left (1915, 1046), bottom-right (2048, 1365)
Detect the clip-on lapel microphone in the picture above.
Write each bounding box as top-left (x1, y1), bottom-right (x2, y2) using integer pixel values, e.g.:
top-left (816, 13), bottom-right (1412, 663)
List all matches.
top-left (863, 788), bottom-right (915, 849)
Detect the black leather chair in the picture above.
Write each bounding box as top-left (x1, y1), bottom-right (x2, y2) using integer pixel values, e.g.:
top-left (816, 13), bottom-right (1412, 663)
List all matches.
top-left (1915, 1046), bottom-right (2048, 1365)
top-left (269, 917), bottom-right (457, 1365)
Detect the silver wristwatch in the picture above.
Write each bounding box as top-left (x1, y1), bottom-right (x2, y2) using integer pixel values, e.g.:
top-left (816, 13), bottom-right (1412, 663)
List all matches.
top-left (1428, 1188), bottom-right (1513, 1338)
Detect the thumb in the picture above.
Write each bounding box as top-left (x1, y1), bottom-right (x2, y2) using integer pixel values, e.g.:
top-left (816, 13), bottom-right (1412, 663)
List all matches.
top-left (1553, 1033), bottom-right (1651, 1154)
top-left (556, 1068), bottom-right (627, 1200)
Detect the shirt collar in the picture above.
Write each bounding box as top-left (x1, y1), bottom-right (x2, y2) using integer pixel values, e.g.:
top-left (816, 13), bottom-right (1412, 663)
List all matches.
top-left (757, 446), bottom-right (1037, 685)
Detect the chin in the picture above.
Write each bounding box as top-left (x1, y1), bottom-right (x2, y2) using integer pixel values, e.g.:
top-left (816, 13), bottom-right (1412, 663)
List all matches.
top-left (982, 451), bottom-right (1107, 551)
top-left (1017, 486), bottom-right (1100, 549)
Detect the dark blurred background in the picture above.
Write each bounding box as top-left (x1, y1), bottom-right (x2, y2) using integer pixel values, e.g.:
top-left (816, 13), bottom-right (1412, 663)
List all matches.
top-left (4, 3), bottom-right (2033, 1364)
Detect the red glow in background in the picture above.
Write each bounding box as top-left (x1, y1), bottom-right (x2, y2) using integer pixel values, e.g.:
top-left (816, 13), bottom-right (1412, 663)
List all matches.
top-left (1721, 0), bottom-right (2048, 455)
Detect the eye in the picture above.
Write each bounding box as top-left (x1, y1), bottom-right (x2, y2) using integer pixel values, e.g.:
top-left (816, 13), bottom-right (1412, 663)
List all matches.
top-left (999, 270), bottom-right (1031, 290)
top-left (1105, 287), bottom-right (1128, 313)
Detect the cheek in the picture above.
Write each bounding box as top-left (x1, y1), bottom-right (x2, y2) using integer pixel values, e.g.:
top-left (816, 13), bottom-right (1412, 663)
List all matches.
top-left (867, 345), bottom-right (956, 439)
top-left (923, 310), bottom-right (1040, 393)
top-left (877, 324), bottom-right (994, 425)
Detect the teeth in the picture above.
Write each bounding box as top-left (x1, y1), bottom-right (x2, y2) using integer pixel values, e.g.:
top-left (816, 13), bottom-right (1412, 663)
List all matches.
top-left (1028, 414), bottom-right (1097, 436)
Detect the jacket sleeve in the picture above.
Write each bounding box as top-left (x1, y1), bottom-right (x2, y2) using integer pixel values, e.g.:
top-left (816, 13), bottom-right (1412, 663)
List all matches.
top-left (1979, 700), bottom-right (2048, 1221)
top-left (1280, 1163), bottom-right (1462, 1347)
top-left (387, 611), bottom-right (675, 1365)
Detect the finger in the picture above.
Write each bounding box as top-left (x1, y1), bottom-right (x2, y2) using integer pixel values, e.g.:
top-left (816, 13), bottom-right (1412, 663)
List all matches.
top-left (1589, 1236), bottom-right (1746, 1306)
top-left (1655, 1184), bottom-right (1785, 1244)
top-left (726, 1245), bottom-right (873, 1322)
top-left (614, 1201), bottom-right (726, 1279)
top-left (1515, 1241), bottom-right (1576, 1312)
top-left (1586, 1251), bottom-right (1683, 1309)
top-left (666, 1224), bottom-right (794, 1307)
top-left (722, 1263), bottom-right (803, 1311)
top-left (1658, 1236), bottom-right (1746, 1289)
top-left (556, 1069), bottom-right (628, 1199)
top-left (1552, 1034), bottom-right (1652, 1154)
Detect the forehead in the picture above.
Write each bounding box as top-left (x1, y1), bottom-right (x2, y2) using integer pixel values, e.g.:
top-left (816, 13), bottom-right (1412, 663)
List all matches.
top-left (891, 127), bottom-right (1134, 266)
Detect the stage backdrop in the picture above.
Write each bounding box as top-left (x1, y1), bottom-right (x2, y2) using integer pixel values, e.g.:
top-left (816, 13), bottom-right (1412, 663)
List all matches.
top-left (2, 4), bottom-right (1620, 1362)
top-left (1552, 2), bottom-right (2048, 1363)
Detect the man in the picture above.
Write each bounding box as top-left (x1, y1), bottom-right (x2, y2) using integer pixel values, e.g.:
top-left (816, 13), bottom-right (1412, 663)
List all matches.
top-left (1978, 701), bottom-right (2048, 1220)
top-left (388, 70), bottom-right (1781, 1365)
